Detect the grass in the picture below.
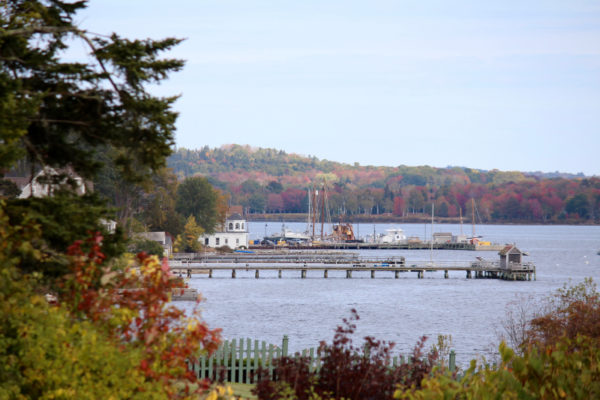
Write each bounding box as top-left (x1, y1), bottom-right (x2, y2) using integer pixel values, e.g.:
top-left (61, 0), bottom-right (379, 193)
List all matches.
top-left (227, 382), bottom-right (256, 399)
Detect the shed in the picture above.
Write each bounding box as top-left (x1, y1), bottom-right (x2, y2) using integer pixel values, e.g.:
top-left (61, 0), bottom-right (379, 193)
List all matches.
top-left (498, 244), bottom-right (526, 268)
top-left (433, 232), bottom-right (452, 244)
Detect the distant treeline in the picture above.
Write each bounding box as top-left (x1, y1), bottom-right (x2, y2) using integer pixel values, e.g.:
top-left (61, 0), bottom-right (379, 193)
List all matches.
top-left (168, 145), bottom-right (600, 224)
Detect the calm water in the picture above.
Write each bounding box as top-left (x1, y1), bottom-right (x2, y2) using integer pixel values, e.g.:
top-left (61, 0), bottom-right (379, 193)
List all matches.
top-left (180, 222), bottom-right (600, 365)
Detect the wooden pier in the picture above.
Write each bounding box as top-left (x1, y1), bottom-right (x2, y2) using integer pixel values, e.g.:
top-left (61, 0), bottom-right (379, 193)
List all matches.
top-left (171, 244), bottom-right (535, 281)
top-left (170, 259), bottom-right (535, 281)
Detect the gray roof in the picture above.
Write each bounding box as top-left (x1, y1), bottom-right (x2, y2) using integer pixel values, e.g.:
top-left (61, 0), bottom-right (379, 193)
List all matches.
top-left (227, 213), bottom-right (243, 221)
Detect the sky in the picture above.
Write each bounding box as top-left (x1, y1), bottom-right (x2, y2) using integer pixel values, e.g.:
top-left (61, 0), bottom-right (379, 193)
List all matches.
top-left (78, 1), bottom-right (600, 176)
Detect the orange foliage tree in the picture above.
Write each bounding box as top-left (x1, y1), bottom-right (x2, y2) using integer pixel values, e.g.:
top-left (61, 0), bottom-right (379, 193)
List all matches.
top-left (60, 234), bottom-right (221, 398)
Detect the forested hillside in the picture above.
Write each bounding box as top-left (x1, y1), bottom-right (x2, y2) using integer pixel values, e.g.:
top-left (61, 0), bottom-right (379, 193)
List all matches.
top-left (168, 145), bottom-right (600, 223)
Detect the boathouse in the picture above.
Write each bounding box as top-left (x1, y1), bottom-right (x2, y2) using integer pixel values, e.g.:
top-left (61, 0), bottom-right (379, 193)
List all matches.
top-left (498, 244), bottom-right (526, 268)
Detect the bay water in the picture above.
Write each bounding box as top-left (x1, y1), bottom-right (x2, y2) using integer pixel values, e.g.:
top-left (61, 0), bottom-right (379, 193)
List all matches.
top-left (180, 222), bottom-right (600, 365)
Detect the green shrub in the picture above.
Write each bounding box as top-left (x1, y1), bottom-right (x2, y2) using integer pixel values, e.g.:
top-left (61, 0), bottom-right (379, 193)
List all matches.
top-left (396, 279), bottom-right (600, 400)
top-left (130, 237), bottom-right (165, 258)
top-left (0, 290), bottom-right (165, 399)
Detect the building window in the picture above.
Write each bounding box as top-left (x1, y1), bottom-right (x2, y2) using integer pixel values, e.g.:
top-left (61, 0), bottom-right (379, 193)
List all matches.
top-left (225, 238), bottom-right (228, 245)
top-left (236, 238), bottom-right (239, 244)
top-left (216, 238), bottom-right (220, 246)
top-left (235, 223), bottom-right (240, 230)
top-left (229, 223), bottom-right (233, 230)
top-left (205, 238), bottom-right (209, 245)
top-left (241, 223), bottom-right (245, 230)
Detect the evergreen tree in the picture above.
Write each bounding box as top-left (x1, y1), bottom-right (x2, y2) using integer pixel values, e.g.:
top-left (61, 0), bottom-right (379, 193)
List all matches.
top-left (1, 0), bottom-right (183, 277)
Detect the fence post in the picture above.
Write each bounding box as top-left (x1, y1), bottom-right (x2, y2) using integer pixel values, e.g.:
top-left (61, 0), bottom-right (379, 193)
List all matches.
top-left (245, 338), bottom-right (252, 384)
top-left (208, 351), bottom-right (214, 380)
top-left (253, 339), bottom-right (260, 383)
top-left (268, 344), bottom-right (275, 380)
top-left (315, 347), bottom-right (322, 373)
top-left (230, 339), bottom-right (237, 382)
top-left (282, 335), bottom-right (289, 357)
top-left (261, 341), bottom-right (267, 377)
top-left (200, 354), bottom-right (207, 379)
top-left (449, 350), bottom-right (456, 373)
top-left (223, 341), bottom-right (230, 382)
top-left (238, 339), bottom-right (244, 384)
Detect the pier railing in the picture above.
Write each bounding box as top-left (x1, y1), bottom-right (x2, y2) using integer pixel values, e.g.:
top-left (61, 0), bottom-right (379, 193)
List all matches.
top-left (172, 254), bottom-right (405, 265)
top-left (189, 336), bottom-right (457, 384)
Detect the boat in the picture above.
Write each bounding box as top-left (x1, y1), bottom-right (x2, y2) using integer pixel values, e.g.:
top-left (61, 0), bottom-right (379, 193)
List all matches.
top-left (264, 224), bottom-right (311, 244)
top-left (376, 228), bottom-right (407, 244)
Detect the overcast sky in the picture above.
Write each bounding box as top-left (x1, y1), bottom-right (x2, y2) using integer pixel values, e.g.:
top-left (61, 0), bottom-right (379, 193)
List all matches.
top-left (79, 1), bottom-right (600, 175)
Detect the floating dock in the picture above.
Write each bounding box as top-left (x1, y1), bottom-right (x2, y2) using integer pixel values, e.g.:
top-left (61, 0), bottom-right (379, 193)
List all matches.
top-left (248, 242), bottom-right (505, 251)
top-left (250, 242), bottom-right (476, 250)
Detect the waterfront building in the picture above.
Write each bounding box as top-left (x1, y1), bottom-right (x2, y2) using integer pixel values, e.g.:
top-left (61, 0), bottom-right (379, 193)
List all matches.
top-left (199, 213), bottom-right (249, 249)
top-left (137, 231), bottom-right (174, 257)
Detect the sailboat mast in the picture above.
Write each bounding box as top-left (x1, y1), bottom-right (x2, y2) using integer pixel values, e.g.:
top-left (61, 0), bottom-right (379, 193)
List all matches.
top-left (312, 188), bottom-right (316, 239)
top-left (471, 198), bottom-right (475, 239)
top-left (320, 184), bottom-right (325, 240)
top-left (430, 202), bottom-right (434, 263)
top-left (307, 187), bottom-right (311, 234)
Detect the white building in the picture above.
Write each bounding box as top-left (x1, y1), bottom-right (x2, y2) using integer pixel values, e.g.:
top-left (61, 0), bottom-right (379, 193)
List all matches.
top-left (199, 213), bottom-right (249, 249)
top-left (16, 167), bottom-right (89, 198)
top-left (137, 231), bottom-right (173, 257)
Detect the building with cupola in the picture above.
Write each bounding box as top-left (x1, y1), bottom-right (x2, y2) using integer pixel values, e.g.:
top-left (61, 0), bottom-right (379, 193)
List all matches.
top-left (199, 213), bottom-right (249, 249)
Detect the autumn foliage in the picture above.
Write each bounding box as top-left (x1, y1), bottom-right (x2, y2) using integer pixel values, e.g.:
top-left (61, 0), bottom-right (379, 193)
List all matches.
top-left (168, 145), bottom-right (600, 223)
top-left (0, 199), bottom-right (221, 399)
top-left (523, 278), bottom-right (600, 351)
top-left (254, 310), bottom-right (441, 400)
top-left (59, 233), bottom-right (221, 397)
top-left (395, 279), bottom-right (600, 399)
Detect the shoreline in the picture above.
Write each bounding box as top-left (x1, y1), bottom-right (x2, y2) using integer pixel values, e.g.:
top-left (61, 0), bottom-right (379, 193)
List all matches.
top-left (244, 213), bottom-right (599, 226)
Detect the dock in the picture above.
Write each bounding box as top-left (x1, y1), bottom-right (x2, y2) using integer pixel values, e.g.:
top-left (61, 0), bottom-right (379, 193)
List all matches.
top-left (170, 258), bottom-right (535, 281)
top-left (249, 242), bottom-right (477, 250)
top-left (170, 244), bottom-right (534, 281)
top-left (248, 242), bottom-right (506, 251)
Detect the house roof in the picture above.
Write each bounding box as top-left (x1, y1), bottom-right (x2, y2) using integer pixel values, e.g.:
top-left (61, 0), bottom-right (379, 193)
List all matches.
top-left (138, 231), bottom-right (167, 244)
top-left (227, 213), bottom-right (243, 221)
top-left (499, 244), bottom-right (522, 256)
